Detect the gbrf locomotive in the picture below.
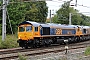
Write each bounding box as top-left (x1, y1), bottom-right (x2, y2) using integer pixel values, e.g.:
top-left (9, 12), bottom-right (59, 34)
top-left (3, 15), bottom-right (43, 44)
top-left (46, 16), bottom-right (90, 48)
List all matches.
top-left (17, 21), bottom-right (90, 48)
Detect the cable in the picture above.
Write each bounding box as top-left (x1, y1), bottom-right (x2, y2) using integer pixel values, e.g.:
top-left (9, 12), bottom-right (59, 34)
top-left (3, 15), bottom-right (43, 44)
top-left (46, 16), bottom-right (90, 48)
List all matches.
top-left (6, 8), bottom-right (13, 35)
top-left (0, 4), bottom-right (5, 10)
top-left (0, 6), bottom-right (2, 10)
top-left (80, 12), bottom-right (90, 13)
top-left (77, 4), bottom-right (90, 8)
top-left (46, 0), bottom-right (66, 3)
top-left (9, 0), bottom-right (66, 4)
top-left (47, 5), bottom-right (61, 7)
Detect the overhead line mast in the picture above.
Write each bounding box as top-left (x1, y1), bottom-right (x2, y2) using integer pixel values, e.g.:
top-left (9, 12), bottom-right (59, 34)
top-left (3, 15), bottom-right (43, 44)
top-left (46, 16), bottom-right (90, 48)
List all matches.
top-left (2, 0), bottom-right (7, 40)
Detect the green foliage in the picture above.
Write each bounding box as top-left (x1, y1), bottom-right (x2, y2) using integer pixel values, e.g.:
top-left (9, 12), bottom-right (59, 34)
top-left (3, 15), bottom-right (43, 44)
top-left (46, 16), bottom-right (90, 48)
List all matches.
top-left (80, 14), bottom-right (90, 26)
top-left (0, 35), bottom-right (18, 49)
top-left (18, 54), bottom-right (27, 60)
top-left (25, 1), bottom-right (48, 22)
top-left (46, 19), bottom-right (50, 23)
top-left (0, 1), bottom-right (48, 35)
top-left (0, 24), bottom-right (1, 35)
top-left (52, 15), bottom-right (59, 23)
top-left (52, 1), bottom-right (90, 25)
top-left (72, 14), bottom-right (83, 25)
top-left (0, 1), bottom-right (2, 35)
top-left (84, 47), bottom-right (90, 56)
top-left (55, 1), bottom-right (72, 24)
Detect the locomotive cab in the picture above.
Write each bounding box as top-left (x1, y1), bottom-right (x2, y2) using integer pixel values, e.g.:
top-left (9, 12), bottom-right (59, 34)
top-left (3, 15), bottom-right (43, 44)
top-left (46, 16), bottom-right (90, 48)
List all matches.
top-left (18, 24), bottom-right (34, 40)
top-left (17, 21), bottom-right (40, 48)
top-left (18, 21), bottom-right (40, 40)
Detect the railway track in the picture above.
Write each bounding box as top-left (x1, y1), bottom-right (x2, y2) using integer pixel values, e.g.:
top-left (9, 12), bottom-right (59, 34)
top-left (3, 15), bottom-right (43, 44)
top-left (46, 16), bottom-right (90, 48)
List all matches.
top-left (0, 40), bottom-right (90, 60)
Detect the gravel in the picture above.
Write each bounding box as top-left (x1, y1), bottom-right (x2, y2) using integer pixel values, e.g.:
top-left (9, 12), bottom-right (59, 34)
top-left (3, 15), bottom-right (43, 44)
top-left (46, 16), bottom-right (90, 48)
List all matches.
top-left (12, 47), bottom-right (90, 60)
top-left (27, 47), bottom-right (90, 60)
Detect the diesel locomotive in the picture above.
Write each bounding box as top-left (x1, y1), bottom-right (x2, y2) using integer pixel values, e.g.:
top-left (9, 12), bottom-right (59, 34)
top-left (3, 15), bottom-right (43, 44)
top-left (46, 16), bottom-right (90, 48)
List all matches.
top-left (17, 21), bottom-right (90, 48)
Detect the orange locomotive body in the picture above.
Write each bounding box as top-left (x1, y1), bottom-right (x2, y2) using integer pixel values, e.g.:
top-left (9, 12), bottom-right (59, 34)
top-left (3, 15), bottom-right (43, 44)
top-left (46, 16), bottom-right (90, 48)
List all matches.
top-left (17, 21), bottom-right (90, 48)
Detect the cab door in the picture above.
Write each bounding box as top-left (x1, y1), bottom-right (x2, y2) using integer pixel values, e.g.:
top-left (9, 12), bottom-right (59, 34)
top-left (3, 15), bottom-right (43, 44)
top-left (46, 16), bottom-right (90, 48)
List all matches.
top-left (34, 27), bottom-right (40, 37)
top-left (76, 27), bottom-right (83, 36)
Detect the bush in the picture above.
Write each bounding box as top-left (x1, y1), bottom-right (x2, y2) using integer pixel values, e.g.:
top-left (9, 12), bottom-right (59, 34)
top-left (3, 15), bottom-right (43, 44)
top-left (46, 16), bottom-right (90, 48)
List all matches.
top-left (84, 47), bottom-right (90, 56)
top-left (0, 35), bottom-right (19, 49)
top-left (18, 54), bottom-right (27, 60)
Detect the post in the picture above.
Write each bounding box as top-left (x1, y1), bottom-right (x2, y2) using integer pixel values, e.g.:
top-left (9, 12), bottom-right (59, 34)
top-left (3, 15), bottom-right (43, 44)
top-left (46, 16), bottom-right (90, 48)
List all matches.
top-left (2, 0), bottom-right (6, 40)
top-left (68, 0), bottom-right (73, 25)
top-left (64, 40), bottom-right (68, 54)
top-left (50, 10), bottom-right (51, 23)
top-left (69, 13), bottom-right (71, 25)
top-left (75, 0), bottom-right (77, 7)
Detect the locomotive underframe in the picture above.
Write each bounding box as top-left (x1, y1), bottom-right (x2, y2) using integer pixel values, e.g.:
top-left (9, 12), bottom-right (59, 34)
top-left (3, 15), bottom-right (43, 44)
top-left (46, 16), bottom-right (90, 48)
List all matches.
top-left (17, 34), bottom-right (90, 48)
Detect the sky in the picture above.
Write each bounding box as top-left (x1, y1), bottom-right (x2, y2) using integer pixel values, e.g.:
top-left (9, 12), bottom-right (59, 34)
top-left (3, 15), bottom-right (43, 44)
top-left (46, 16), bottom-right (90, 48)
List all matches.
top-left (46, 0), bottom-right (90, 18)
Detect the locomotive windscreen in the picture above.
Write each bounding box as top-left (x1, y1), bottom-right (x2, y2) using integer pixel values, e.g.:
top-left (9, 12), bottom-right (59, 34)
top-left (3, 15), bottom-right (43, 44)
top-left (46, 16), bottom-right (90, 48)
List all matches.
top-left (19, 27), bottom-right (25, 32)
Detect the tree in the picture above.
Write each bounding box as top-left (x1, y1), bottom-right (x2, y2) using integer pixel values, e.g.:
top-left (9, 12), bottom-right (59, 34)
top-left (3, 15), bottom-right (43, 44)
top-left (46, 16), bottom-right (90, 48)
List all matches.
top-left (25, 1), bottom-right (48, 22)
top-left (52, 1), bottom-right (84, 25)
top-left (56, 1), bottom-right (71, 24)
top-left (0, 1), bottom-right (48, 34)
top-left (52, 15), bottom-right (59, 23)
top-left (0, 1), bottom-right (2, 35)
top-left (80, 14), bottom-right (90, 25)
top-left (71, 14), bottom-right (83, 25)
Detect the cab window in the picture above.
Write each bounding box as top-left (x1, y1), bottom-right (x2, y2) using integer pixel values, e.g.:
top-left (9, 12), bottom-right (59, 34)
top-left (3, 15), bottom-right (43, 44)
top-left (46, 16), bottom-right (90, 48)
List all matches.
top-left (26, 26), bottom-right (32, 32)
top-left (35, 27), bottom-right (38, 32)
top-left (19, 27), bottom-right (25, 32)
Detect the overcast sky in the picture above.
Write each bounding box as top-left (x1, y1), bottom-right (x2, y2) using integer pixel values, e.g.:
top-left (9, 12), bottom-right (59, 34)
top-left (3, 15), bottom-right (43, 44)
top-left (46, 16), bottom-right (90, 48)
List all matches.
top-left (46, 0), bottom-right (90, 18)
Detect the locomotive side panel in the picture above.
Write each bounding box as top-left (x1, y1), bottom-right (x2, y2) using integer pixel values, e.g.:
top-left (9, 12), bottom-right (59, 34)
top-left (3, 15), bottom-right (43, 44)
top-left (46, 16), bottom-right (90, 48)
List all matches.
top-left (87, 28), bottom-right (90, 34)
top-left (50, 28), bottom-right (56, 35)
top-left (62, 29), bottom-right (76, 35)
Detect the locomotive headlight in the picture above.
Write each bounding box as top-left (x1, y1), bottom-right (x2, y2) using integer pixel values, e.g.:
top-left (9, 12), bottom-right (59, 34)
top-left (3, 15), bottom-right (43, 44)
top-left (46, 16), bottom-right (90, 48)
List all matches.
top-left (18, 35), bottom-right (21, 39)
top-left (18, 37), bottom-right (20, 39)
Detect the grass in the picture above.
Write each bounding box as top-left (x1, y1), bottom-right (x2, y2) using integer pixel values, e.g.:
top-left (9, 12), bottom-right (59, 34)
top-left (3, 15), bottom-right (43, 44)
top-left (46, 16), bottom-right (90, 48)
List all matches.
top-left (18, 53), bottom-right (27, 60)
top-left (0, 34), bottom-right (19, 49)
top-left (0, 35), bottom-right (2, 42)
top-left (84, 47), bottom-right (90, 56)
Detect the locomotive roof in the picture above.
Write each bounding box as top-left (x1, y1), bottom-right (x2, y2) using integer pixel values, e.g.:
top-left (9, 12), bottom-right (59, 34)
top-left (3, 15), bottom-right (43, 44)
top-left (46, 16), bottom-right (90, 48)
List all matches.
top-left (19, 21), bottom-right (51, 27)
top-left (47, 23), bottom-right (78, 28)
top-left (40, 24), bottom-right (50, 27)
top-left (83, 26), bottom-right (90, 29)
top-left (19, 21), bottom-right (90, 29)
top-left (47, 23), bottom-right (63, 28)
top-left (62, 25), bottom-right (78, 28)
top-left (19, 21), bottom-right (40, 27)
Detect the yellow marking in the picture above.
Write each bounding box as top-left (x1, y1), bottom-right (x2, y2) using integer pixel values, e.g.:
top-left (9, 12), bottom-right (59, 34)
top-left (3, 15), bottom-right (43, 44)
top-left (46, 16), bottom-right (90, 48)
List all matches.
top-left (56, 28), bottom-right (62, 35)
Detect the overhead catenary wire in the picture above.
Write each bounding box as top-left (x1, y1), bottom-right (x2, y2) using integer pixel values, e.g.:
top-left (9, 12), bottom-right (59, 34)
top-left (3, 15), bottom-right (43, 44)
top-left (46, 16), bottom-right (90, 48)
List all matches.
top-left (46, 0), bottom-right (66, 3)
top-left (7, 0), bottom-right (90, 9)
top-left (77, 4), bottom-right (90, 8)
top-left (8, 0), bottom-right (66, 4)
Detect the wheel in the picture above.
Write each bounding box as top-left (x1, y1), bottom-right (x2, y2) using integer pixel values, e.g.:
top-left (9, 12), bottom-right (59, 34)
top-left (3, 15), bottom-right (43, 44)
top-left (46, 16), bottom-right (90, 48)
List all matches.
top-left (24, 44), bottom-right (28, 49)
top-left (24, 46), bottom-right (28, 49)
